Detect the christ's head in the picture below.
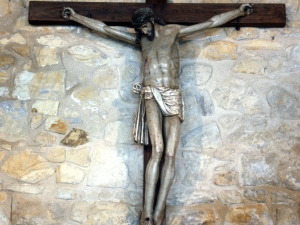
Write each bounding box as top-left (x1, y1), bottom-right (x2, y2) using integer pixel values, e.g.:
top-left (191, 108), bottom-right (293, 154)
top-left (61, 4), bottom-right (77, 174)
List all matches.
top-left (132, 8), bottom-right (165, 44)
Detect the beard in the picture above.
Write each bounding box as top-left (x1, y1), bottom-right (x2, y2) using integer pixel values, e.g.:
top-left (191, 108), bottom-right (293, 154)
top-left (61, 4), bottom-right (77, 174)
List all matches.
top-left (145, 22), bottom-right (155, 41)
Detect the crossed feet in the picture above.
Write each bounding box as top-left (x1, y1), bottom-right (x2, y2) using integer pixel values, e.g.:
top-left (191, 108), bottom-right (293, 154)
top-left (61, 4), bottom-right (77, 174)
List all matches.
top-left (141, 218), bottom-right (157, 225)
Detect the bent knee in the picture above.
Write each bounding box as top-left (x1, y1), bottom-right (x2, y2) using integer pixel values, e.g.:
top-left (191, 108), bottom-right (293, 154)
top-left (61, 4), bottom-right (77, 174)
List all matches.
top-left (152, 144), bottom-right (164, 159)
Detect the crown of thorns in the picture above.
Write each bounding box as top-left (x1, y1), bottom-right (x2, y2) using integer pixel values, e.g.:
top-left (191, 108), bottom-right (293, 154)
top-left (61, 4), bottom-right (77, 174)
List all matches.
top-left (132, 8), bottom-right (154, 28)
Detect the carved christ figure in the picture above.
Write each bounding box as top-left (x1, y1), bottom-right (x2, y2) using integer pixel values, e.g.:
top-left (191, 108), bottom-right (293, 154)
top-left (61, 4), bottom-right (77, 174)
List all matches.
top-left (62, 4), bottom-right (253, 225)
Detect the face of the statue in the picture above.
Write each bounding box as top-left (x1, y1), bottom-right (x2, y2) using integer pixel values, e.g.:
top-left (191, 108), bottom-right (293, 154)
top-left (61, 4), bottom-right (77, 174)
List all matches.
top-left (138, 19), bottom-right (155, 41)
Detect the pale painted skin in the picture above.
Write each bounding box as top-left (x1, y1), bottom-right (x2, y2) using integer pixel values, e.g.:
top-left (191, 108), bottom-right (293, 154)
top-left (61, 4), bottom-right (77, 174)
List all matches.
top-left (62, 5), bottom-right (253, 225)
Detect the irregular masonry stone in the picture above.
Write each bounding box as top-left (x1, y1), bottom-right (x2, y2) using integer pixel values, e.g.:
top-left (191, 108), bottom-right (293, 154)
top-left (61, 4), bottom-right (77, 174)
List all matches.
top-left (68, 45), bottom-right (110, 67)
top-left (167, 209), bottom-right (221, 225)
top-left (242, 155), bottom-right (280, 186)
top-left (276, 208), bottom-right (300, 225)
top-left (225, 27), bottom-right (259, 40)
top-left (267, 87), bottom-right (300, 120)
top-left (0, 208), bottom-right (9, 225)
top-left (119, 85), bottom-right (139, 104)
top-left (1, 150), bottom-right (54, 183)
top-left (167, 190), bottom-right (216, 206)
top-left (0, 100), bottom-right (28, 142)
top-left (0, 54), bottom-right (16, 70)
top-left (0, 144), bottom-right (11, 151)
top-left (104, 120), bottom-right (134, 144)
top-left (61, 128), bottom-right (88, 147)
top-left (179, 42), bottom-right (201, 59)
top-left (182, 173), bottom-right (205, 186)
top-left (34, 132), bottom-right (56, 146)
top-left (56, 163), bottom-right (85, 184)
top-left (0, 71), bottom-right (9, 83)
top-left (4, 184), bottom-right (44, 194)
top-left (46, 147), bottom-right (65, 163)
top-left (203, 41), bottom-right (237, 60)
top-left (271, 192), bottom-right (292, 205)
top-left (224, 204), bottom-right (273, 225)
top-left (32, 100), bottom-right (59, 116)
top-left (70, 201), bottom-right (136, 224)
top-left (35, 48), bottom-right (59, 66)
top-left (66, 147), bottom-right (90, 167)
top-left (45, 117), bottom-right (68, 134)
top-left (0, 0), bottom-right (9, 17)
top-left (0, 33), bottom-right (26, 45)
top-left (37, 35), bottom-right (68, 48)
top-left (87, 144), bottom-right (129, 188)
top-left (13, 70), bottom-right (65, 100)
top-left (93, 66), bottom-right (120, 89)
top-left (64, 108), bottom-right (81, 124)
top-left (0, 192), bottom-right (7, 203)
top-left (179, 64), bottom-right (212, 86)
top-left (214, 171), bottom-right (238, 186)
top-left (12, 194), bottom-right (65, 224)
top-left (280, 169), bottom-right (300, 191)
top-left (213, 78), bottom-right (262, 115)
top-left (56, 188), bottom-right (85, 200)
top-left (218, 114), bottom-right (240, 129)
top-left (30, 114), bottom-right (44, 129)
top-left (0, 87), bottom-right (9, 97)
top-left (233, 56), bottom-right (267, 74)
top-left (218, 190), bottom-right (243, 205)
top-left (11, 45), bottom-right (30, 57)
top-left (214, 148), bottom-right (235, 161)
top-left (182, 122), bottom-right (222, 148)
top-left (245, 39), bottom-right (282, 50)
top-left (288, 44), bottom-right (300, 63)
top-left (0, 151), bottom-right (5, 161)
top-left (244, 189), bottom-right (266, 203)
top-left (121, 62), bottom-right (141, 83)
top-left (195, 89), bottom-right (214, 116)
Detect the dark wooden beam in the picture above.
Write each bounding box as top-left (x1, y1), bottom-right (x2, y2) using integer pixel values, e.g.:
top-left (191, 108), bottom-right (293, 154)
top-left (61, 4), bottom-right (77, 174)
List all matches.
top-left (28, 1), bottom-right (286, 27)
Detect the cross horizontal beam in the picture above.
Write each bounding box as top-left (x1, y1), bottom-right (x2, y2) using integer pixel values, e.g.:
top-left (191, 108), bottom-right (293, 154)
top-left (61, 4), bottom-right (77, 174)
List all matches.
top-left (28, 1), bottom-right (286, 27)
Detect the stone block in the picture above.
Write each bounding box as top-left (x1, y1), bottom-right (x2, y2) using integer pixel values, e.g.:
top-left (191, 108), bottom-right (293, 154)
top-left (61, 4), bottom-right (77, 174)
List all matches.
top-left (214, 171), bottom-right (238, 186)
top-left (225, 27), bottom-right (259, 40)
top-left (56, 163), bottom-right (85, 184)
top-left (121, 62), bottom-right (141, 83)
top-left (61, 128), bottom-right (88, 147)
top-left (0, 71), bottom-right (9, 83)
top-left (46, 147), bottom-right (66, 163)
top-left (4, 184), bottom-right (44, 194)
top-left (45, 117), bottom-right (68, 134)
top-left (11, 45), bottom-right (30, 57)
top-left (245, 39), bottom-right (282, 50)
top-left (203, 41), bottom-right (237, 60)
top-left (0, 33), bottom-right (26, 45)
top-left (280, 169), bottom-right (300, 191)
top-left (0, 54), bottom-right (15, 70)
top-left (34, 132), bottom-right (56, 146)
top-left (56, 188), bottom-right (85, 200)
top-left (244, 189), bottom-right (266, 203)
top-left (66, 147), bottom-right (90, 167)
top-left (217, 190), bottom-right (243, 205)
top-left (93, 66), bottom-right (120, 89)
top-left (32, 100), bottom-right (59, 116)
top-left (233, 56), bottom-right (267, 74)
top-left (104, 120), bottom-right (134, 144)
top-left (30, 114), bottom-right (44, 129)
top-left (37, 35), bottom-right (68, 48)
top-left (35, 47), bottom-right (59, 67)
top-left (179, 63), bottom-right (212, 86)
top-left (276, 208), bottom-right (299, 225)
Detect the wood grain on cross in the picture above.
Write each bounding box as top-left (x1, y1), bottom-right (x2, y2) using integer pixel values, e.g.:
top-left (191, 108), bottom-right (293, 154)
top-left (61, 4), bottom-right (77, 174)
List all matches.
top-left (29, 1), bottom-right (285, 224)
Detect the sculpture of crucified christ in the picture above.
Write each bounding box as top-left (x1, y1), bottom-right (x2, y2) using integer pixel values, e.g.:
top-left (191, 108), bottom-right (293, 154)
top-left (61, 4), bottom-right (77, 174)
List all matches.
top-left (62, 4), bottom-right (253, 225)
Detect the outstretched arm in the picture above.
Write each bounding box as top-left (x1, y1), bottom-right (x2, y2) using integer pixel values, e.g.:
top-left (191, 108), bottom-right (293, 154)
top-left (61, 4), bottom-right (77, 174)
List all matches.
top-left (62, 8), bottom-right (137, 45)
top-left (178, 4), bottom-right (253, 37)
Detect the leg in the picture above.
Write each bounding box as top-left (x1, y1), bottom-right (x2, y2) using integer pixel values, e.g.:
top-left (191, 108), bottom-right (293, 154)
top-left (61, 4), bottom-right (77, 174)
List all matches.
top-left (153, 116), bottom-right (181, 225)
top-left (142, 99), bottom-right (164, 224)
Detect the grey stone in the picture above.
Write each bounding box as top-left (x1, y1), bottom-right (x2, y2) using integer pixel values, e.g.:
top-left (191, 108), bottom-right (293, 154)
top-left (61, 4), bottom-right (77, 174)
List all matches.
top-left (217, 190), bottom-right (243, 205)
top-left (93, 66), bottom-right (120, 89)
top-left (0, 208), bottom-right (9, 225)
top-left (218, 114), bottom-right (240, 129)
top-left (104, 120), bottom-right (134, 144)
top-left (121, 62), bottom-right (141, 83)
top-left (119, 85), bottom-right (139, 104)
top-left (214, 148), bottom-right (235, 161)
top-left (214, 171), bottom-right (238, 186)
top-left (276, 208), bottom-right (300, 225)
top-left (213, 78), bottom-right (262, 115)
top-left (182, 122), bottom-right (222, 149)
top-left (271, 192), bottom-right (292, 205)
top-left (195, 89), bottom-right (214, 116)
top-left (244, 189), bottom-right (266, 203)
top-left (288, 44), bottom-right (300, 63)
top-left (56, 188), bottom-right (85, 200)
top-left (167, 189), bottom-right (216, 206)
top-left (281, 169), bottom-right (300, 191)
top-left (267, 87), bottom-right (300, 120)
top-left (242, 155), bottom-right (280, 186)
top-left (87, 144), bottom-right (129, 188)
top-left (0, 87), bottom-right (9, 98)
top-left (179, 64), bottom-right (212, 86)
top-left (5, 184), bottom-right (44, 194)
top-left (182, 173), bottom-right (204, 186)
top-left (0, 100), bottom-right (28, 142)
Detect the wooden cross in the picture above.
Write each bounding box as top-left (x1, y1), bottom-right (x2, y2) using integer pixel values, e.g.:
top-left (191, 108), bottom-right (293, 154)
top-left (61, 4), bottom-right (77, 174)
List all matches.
top-left (29, 1), bottom-right (285, 225)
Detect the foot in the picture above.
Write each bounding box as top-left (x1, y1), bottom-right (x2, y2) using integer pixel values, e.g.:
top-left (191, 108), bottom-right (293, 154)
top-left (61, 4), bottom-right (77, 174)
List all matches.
top-left (141, 218), bottom-right (154, 225)
top-left (153, 213), bottom-right (164, 225)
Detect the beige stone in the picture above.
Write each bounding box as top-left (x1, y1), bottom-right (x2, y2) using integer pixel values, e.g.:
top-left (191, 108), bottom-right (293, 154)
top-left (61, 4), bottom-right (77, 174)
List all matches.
top-left (12, 45), bottom-right (30, 57)
top-left (93, 67), bottom-right (120, 89)
top-left (245, 39), bottom-right (282, 50)
top-left (0, 144), bottom-right (11, 151)
top-left (0, 151), bottom-right (5, 161)
top-left (46, 147), bottom-right (66, 163)
top-left (61, 128), bottom-right (88, 147)
top-left (66, 147), bottom-right (90, 167)
top-left (214, 171), bottom-right (238, 186)
top-left (1, 150), bottom-right (54, 183)
top-left (205, 28), bottom-right (224, 38)
top-left (0, 0), bottom-right (9, 17)
top-left (32, 100), bottom-right (59, 116)
top-left (36, 48), bottom-right (58, 66)
top-left (203, 41), bottom-right (237, 60)
top-left (37, 35), bottom-right (68, 48)
top-left (34, 132), bottom-right (56, 146)
top-left (31, 114), bottom-right (44, 129)
top-left (0, 33), bottom-right (26, 45)
top-left (179, 42), bottom-right (201, 59)
top-left (225, 27), bottom-right (259, 40)
top-left (4, 184), bottom-right (44, 194)
top-left (45, 117), bottom-right (68, 134)
top-left (56, 163), bottom-right (85, 184)
top-left (0, 71), bottom-right (9, 83)
top-left (0, 54), bottom-right (16, 69)
top-left (0, 192), bottom-right (7, 203)
top-left (233, 56), bottom-right (267, 75)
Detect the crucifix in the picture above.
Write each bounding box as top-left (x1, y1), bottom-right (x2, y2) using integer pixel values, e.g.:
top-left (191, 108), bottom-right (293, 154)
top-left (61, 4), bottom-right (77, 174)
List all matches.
top-left (29, 1), bottom-right (285, 225)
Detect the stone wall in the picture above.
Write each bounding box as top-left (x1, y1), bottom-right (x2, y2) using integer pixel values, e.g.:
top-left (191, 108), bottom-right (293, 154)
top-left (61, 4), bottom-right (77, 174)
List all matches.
top-left (0, 0), bottom-right (300, 224)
